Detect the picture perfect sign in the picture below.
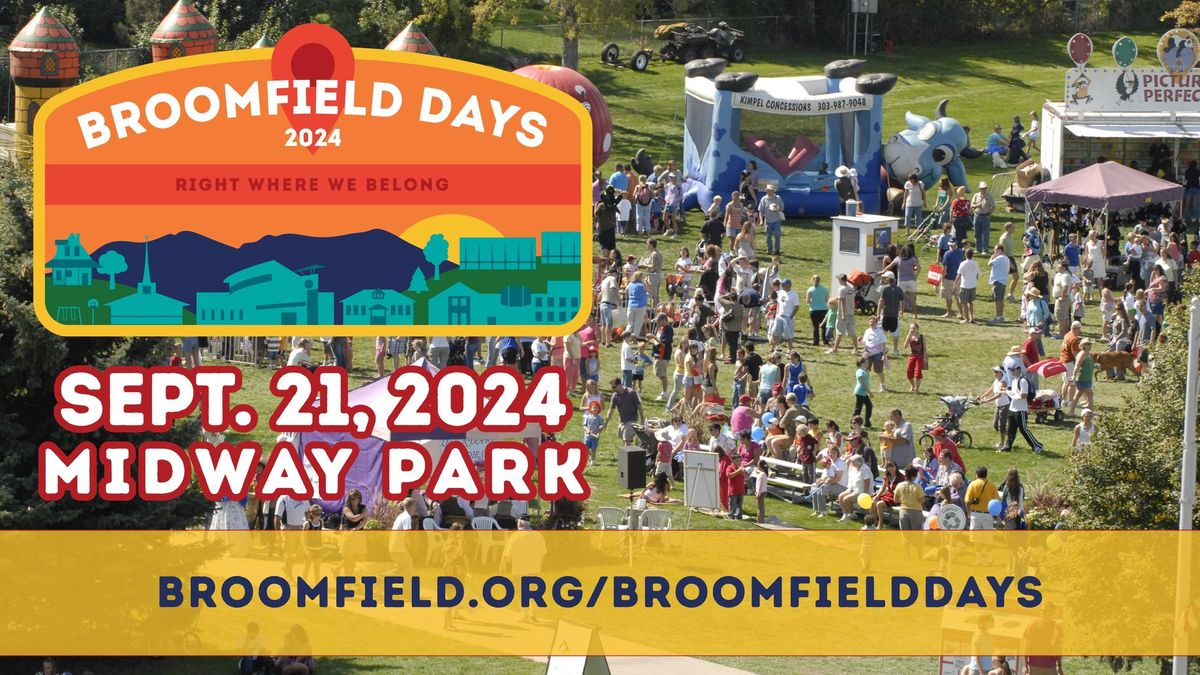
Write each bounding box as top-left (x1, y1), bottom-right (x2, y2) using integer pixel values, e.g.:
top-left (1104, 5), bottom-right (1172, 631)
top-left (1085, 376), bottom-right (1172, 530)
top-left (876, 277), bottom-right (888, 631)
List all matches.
top-left (1063, 67), bottom-right (1200, 112)
top-left (34, 24), bottom-right (591, 336)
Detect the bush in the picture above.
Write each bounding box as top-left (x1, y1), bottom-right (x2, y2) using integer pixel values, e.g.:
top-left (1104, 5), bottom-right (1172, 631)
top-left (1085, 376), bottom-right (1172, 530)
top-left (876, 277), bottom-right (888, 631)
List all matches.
top-left (1060, 269), bottom-right (1200, 530)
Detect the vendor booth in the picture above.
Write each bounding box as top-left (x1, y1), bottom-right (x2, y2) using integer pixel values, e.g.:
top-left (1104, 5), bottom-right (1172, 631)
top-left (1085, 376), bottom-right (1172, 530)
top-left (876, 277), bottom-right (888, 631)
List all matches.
top-left (1024, 160), bottom-right (1185, 211)
top-left (1040, 31), bottom-right (1200, 179)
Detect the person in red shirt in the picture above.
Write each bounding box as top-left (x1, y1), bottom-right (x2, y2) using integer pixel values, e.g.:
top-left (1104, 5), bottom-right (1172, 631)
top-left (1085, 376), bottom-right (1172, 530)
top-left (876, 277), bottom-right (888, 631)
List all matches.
top-left (930, 427), bottom-right (964, 470)
top-left (727, 453), bottom-right (748, 520)
top-left (1022, 327), bottom-right (1042, 366)
top-left (1188, 240), bottom-right (1200, 269)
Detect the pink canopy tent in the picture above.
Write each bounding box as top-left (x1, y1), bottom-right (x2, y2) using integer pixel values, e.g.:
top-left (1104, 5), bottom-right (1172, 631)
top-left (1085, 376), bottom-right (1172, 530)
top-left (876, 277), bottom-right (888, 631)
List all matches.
top-left (1024, 161), bottom-right (1184, 211)
top-left (298, 358), bottom-right (541, 514)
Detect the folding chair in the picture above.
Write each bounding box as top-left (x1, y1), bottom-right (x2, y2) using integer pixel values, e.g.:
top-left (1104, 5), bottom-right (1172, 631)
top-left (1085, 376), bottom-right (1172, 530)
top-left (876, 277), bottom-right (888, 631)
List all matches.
top-left (597, 506), bottom-right (628, 531)
top-left (639, 509), bottom-right (672, 530)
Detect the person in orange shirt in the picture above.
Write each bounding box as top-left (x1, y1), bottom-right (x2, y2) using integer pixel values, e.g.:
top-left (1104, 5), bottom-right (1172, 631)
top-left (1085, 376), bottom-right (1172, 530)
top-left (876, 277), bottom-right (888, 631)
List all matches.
top-left (1059, 320), bottom-right (1082, 403)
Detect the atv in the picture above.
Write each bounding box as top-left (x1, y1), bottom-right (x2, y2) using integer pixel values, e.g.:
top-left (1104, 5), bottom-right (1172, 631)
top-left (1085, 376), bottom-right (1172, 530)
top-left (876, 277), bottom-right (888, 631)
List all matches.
top-left (655, 21), bottom-right (746, 64)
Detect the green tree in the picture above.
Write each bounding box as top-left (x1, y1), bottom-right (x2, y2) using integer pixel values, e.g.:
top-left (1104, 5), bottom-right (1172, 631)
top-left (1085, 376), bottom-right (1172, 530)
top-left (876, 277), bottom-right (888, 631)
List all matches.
top-left (423, 234), bottom-right (449, 281)
top-left (411, 0), bottom-right (507, 58)
top-left (409, 266), bottom-right (429, 292)
top-left (0, 160), bottom-right (211, 529)
top-left (1061, 269), bottom-right (1200, 531)
top-left (1163, 0), bottom-right (1200, 27)
top-left (543, 0), bottom-right (636, 71)
top-left (358, 0), bottom-right (411, 47)
top-left (97, 250), bottom-right (127, 290)
top-left (1058, 270), bottom-right (1200, 673)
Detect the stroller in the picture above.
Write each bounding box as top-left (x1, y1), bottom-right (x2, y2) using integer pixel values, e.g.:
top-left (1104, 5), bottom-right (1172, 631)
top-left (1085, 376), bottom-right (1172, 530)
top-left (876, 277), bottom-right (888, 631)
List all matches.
top-left (919, 395), bottom-right (978, 449)
top-left (907, 209), bottom-right (943, 246)
top-left (847, 269), bottom-right (877, 315)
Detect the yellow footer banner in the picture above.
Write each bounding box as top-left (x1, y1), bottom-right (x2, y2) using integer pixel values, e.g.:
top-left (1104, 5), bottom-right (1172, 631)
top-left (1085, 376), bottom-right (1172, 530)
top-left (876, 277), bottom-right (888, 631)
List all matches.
top-left (2, 530), bottom-right (1197, 656)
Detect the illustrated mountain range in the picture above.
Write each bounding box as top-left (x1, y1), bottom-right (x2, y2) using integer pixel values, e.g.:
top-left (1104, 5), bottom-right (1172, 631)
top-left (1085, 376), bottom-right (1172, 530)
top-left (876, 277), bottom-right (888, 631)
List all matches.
top-left (91, 229), bottom-right (454, 305)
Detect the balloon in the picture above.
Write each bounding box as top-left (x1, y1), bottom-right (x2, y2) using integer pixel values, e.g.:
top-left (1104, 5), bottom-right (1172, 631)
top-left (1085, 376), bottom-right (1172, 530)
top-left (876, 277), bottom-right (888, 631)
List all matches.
top-left (1112, 36), bottom-right (1137, 68)
top-left (988, 499), bottom-right (1005, 517)
top-left (926, 516), bottom-right (940, 530)
top-left (751, 427), bottom-right (766, 442)
top-left (513, 65), bottom-right (613, 168)
top-left (762, 412), bottom-right (776, 426)
top-left (1068, 32), bottom-right (1093, 66)
top-left (857, 493), bottom-right (873, 510)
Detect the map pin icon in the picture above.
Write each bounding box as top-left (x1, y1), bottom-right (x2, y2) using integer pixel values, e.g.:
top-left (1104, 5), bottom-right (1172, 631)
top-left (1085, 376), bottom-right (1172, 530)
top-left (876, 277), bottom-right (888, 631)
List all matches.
top-left (271, 23), bottom-right (355, 155)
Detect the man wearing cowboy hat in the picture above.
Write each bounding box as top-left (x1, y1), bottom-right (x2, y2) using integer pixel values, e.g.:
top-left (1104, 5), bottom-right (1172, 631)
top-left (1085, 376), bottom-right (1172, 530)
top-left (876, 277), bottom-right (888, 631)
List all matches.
top-left (1001, 362), bottom-right (1043, 453)
top-left (757, 183), bottom-right (785, 256)
top-left (970, 181), bottom-right (995, 253)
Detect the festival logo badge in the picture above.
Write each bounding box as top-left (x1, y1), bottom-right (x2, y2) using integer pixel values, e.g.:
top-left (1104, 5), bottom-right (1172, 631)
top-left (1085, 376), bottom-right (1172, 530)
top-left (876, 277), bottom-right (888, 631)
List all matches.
top-left (33, 21), bottom-right (591, 336)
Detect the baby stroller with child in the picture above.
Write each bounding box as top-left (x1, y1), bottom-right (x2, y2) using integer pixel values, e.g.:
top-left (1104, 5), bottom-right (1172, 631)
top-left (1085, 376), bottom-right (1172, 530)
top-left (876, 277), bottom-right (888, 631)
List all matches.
top-left (919, 395), bottom-right (977, 449)
top-left (847, 269), bottom-right (877, 315)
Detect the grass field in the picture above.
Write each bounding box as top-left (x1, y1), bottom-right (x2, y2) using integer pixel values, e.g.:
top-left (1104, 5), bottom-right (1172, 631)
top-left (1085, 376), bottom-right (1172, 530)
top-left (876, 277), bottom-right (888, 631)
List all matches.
top-left (133, 26), bottom-right (1167, 675)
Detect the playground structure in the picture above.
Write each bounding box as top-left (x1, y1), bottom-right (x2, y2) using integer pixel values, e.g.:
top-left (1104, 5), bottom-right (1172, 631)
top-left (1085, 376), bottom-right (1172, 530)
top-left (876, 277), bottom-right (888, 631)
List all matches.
top-left (681, 59), bottom-right (897, 218)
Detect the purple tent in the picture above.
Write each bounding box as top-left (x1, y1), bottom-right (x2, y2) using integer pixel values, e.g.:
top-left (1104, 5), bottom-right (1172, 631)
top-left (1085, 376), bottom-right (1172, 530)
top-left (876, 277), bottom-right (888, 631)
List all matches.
top-left (1024, 161), bottom-right (1184, 211)
top-left (299, 358), bottom-right (541, 514)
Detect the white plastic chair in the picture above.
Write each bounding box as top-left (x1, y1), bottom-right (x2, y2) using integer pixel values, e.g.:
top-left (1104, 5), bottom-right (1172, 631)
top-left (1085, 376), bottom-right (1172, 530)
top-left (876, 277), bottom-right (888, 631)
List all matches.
top-left (422, 517), bottom-right (447, 531)
top-left (639, 509), bottom-right (672, 530)
top-left (597, 506), bottom-right (628, 531)
top-left (471, 516), bottom-right (501, 531)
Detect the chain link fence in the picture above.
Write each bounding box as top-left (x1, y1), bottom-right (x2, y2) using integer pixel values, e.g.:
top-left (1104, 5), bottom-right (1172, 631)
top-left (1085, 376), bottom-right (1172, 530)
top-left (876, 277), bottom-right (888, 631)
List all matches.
top-left (494, 15), bottom-right (788, 62)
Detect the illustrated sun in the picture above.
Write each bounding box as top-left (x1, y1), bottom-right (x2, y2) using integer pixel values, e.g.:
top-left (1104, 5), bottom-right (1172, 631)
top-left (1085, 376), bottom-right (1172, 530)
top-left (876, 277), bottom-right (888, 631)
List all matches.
top-left (399, 214), bottom-right (504, 264)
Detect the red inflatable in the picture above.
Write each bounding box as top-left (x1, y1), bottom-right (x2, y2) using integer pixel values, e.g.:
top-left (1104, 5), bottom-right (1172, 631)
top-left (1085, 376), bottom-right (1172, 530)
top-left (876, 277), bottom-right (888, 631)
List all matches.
top-left (513, 65), bottom-right (612, 168)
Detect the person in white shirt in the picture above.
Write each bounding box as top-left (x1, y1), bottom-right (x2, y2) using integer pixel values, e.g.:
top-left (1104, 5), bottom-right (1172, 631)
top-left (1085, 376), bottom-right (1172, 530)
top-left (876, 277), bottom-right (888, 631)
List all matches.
top-left (954, 248), bottom-right (981, 324)
top-left (391, 497), bottom-right (417, 530)
top-left (770, 278), bottom-right (801, 350)
top-left (275, 494), bottom-right (312, 577)
top-left (1000, 363), bottom-right (1043, 453)
top-left (810, 447), bottom-right (847, 516)
top-left (837, 454), bottom-right (875, 521)
top-left (598, 269), bottom-right (621, 347)
top-left (860, 315), bottom-right (888, 392)
top-left (429, 335), bottom-right (451, 369)
top-left (531, 337), bottom-right (551, 375)
top-left (902, 173), bottom-right (925, 234)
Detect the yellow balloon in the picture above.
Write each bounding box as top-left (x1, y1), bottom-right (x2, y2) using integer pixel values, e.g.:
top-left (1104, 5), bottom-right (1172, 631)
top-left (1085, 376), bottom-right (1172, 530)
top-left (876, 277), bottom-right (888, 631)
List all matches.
top-left (857, 493), bottom-right (874, 510)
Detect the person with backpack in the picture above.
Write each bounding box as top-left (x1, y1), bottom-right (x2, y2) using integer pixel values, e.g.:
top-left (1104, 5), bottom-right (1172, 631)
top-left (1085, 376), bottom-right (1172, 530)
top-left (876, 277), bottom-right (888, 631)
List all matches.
top-left (633, 175), bottom-right (653, 235)
top-left (999, 363), bottom-right (1043, 453)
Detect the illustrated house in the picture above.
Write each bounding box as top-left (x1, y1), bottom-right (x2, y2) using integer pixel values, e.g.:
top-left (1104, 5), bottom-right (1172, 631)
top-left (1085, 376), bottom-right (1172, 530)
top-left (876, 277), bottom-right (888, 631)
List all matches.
top-left (426, 280), bottom-right (581, 325)
top-left (341, 289), bottom-right (414, 325)
top-left (196, 261), bottom-right (333, 325)
top-left (46, 232), bottom-right (96, 286)
top-left (106, 239), bottom-right (187, 324)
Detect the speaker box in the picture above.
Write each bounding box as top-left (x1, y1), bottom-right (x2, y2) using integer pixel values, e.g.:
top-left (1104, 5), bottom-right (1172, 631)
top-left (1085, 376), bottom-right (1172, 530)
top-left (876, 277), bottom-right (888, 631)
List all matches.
top-left (617, 446), bottom-right (647, 490)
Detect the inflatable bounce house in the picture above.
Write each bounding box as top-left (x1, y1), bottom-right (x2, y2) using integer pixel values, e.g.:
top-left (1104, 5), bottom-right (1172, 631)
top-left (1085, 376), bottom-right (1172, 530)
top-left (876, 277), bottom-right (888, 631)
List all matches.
top-left (682, 58), bottom-right (896, 217)
top-left (882, 99), bottom-right (982, 191)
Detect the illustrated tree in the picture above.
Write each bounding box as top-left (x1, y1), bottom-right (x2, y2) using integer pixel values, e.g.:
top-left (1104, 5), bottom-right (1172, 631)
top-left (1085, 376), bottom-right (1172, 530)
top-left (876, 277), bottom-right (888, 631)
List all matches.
top-left (409, 266), bottom-right (429, 292)
top-left (0, 160), bottom-right (211, 530)
top-left (423, 234), bottom-right (449, 281)
top-left (97, 249), bottom-right (128, 290)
